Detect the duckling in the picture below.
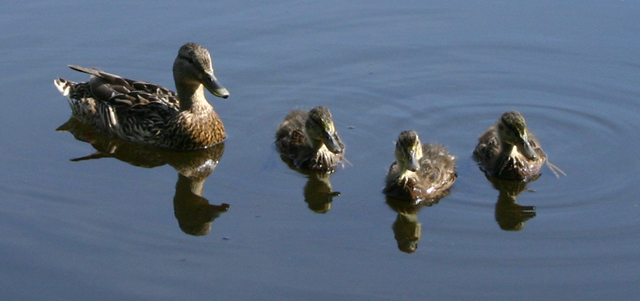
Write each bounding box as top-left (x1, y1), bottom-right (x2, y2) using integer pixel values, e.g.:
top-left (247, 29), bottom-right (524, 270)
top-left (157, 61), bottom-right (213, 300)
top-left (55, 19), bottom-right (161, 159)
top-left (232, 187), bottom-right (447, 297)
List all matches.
top-left (275, 106), bottom-right (344, 171)
top-left (384, 130), bottom-right (457, 202)
top-left (54, 42), bottom-right (230, 150)
top-left (473, 111), bottom-right (563, 180)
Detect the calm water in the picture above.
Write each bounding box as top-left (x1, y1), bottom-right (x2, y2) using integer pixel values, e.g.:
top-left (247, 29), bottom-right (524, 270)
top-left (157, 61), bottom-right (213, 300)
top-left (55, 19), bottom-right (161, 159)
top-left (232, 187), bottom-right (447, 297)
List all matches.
top-left (2, 1), bottom-right (640, 300)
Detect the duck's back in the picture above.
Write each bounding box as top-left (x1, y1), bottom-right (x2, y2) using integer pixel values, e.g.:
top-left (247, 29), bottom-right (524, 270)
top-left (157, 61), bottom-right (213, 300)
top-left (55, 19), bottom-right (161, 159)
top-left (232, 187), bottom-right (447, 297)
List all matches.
top-left (275, 110), bottom-right (311, 160)
top-left (418, 144), bottom-right (457, 193)
top-left (472, 125), bottom-right (501, 169)
top-left (55, 66), bottom-right (181, 146)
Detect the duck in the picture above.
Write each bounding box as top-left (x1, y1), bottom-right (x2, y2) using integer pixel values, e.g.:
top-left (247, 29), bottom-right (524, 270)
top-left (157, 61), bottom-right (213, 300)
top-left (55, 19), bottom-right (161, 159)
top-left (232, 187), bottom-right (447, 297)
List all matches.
top-left (384, 130), bottom-right (457, 202)
top-left (53, 42), bottom-right (230, 150)
top-left (473, 111), bottom-right (564, 180)
top-left (275, 106), bottom-right (345, 171)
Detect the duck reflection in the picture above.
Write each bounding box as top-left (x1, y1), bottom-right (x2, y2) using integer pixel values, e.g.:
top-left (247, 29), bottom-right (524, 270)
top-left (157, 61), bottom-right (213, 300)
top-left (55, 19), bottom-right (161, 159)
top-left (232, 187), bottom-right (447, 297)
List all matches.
top-left (385, 194), bottom-right (447, 254)
top-left (486, 174), bottom-right (539, 231)
top-left (173, 173), bottom-right (229, 236)
top-left (279, 156), bottom-right (340, 213)
top-left (57, 118), bottom-right (229, 236)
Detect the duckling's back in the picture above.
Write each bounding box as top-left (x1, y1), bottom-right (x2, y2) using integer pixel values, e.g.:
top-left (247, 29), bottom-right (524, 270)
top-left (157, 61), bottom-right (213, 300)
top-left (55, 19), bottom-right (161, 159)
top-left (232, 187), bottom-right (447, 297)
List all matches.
top-left (275, 110), bottom-right (309, 158)
top-left (418, 144), bottom-right (457, 192)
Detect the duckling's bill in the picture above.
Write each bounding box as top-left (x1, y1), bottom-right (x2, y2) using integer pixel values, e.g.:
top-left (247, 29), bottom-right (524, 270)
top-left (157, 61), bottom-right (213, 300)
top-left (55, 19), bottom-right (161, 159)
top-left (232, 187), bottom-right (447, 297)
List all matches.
top-left (323, 131), bottom-right (342, 154)
top-left (405, 150), bottom-right (420, 172)
top-left (518, 135), bottom-right (537, 159)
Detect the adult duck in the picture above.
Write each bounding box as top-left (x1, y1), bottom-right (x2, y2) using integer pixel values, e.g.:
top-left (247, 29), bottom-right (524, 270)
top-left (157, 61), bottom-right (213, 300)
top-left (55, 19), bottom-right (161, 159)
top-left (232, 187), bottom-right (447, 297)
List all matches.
top-left (54, 42), bottom-right (230, 150)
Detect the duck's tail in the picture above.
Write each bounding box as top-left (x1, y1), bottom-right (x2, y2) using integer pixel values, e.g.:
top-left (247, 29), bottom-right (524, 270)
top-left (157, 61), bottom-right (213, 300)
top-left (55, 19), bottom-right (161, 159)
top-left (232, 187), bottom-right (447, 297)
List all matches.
top-left (54, 77), bottom-right (74, 97)
top-left (53, 77), bottom-right (80, 112)
top-left (68, 65), bottom-right (104, 76)
top-left (54, 64), bottom-right (104, 97)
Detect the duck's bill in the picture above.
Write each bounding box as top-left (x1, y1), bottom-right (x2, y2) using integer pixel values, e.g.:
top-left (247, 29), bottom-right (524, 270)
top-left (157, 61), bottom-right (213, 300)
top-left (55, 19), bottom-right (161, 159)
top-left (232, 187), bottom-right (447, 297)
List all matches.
top-left (323, 132), bottom-right (342, 154)
top-left (520, 139), bottom-right (537, 160)
top-left (204, 72), bottom-right (230, 99)
top-left (406, 151), bottom-right (420, 172)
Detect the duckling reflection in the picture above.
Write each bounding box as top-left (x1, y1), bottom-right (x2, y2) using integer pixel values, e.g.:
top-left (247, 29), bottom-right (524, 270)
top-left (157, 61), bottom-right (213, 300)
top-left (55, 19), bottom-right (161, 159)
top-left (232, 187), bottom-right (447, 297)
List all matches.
top-left (57, 118), bottom-right (229, 236)
top-left (280, 156), bottom-right (340, 213)
top-left (486, 174), bottom-right (539, 231)
top-left (385, 194), bottom-right (446, 254)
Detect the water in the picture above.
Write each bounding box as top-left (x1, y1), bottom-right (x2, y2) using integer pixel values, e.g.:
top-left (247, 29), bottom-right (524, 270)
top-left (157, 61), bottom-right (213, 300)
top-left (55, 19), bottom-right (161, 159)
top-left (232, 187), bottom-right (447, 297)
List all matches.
top-left (2, 0), bottom-right (640, 300)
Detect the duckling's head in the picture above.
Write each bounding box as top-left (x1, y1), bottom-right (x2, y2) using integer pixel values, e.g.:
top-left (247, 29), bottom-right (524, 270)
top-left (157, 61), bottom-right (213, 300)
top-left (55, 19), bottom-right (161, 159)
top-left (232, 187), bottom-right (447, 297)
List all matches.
top-left (395, 130), bottom-right (423, 172)
top-left (174, 43), bottom-right (230, 99)
top-left (497, 111), bottom-right (537, 159)
top-left (305, 106), bottom-right (342, 154)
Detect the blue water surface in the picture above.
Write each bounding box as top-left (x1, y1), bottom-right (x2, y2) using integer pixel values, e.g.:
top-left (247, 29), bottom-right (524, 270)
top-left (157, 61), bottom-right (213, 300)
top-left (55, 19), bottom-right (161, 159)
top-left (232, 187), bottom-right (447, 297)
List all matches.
top-left (1, 1), bottom-right (639, 300)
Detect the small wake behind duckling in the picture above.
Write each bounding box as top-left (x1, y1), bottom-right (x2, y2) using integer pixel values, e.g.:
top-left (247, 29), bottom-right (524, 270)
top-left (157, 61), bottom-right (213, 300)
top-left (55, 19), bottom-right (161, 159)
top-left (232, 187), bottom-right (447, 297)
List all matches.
top-left (546, 159), bottom-right (566, 179)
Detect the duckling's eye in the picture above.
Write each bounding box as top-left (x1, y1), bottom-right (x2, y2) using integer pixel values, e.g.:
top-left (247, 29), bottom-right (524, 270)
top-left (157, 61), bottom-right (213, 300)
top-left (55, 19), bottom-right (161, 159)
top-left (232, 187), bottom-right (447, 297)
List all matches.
top-left (312, 117), bottom-right (329, 130)
top-left (398, 141), bottom-right (409, 152)
top-left (323, 121), bottom-right (334, 133)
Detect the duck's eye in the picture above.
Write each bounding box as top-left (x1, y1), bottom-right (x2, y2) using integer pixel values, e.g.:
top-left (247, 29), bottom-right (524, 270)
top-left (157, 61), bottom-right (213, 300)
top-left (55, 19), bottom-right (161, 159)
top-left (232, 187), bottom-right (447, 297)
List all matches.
top-left (179, 54), bottom-right (196, 65)
top-left (312, 117), bottom-right (326, 129)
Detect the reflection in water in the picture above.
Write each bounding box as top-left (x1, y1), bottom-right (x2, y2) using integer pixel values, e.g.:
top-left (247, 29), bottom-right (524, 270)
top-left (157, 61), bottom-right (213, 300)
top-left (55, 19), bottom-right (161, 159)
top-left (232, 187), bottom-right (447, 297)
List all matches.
top-left (486, 175), bottom-right (539, 231)
top-left (57, 118), bottom-right (229, 236)
top-left (304, 173), bottom-right (340, 213)
top-left (385, 193), bottom-right (447, 254)
top-left (173, 173), bottom-right (229, 236)
top-left (280, 156), bottom-right (340, 213)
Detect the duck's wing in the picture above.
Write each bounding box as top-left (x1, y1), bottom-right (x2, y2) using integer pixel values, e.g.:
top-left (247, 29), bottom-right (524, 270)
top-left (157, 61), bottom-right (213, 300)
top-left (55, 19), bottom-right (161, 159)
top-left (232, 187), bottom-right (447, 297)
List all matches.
top-left (68, 65), bottom-right (180, 110)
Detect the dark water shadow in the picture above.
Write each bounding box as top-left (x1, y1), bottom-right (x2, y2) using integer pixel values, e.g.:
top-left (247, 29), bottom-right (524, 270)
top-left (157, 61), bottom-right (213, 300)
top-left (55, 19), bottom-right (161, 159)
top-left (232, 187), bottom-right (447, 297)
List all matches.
top-left (385, 191), bottom-right (449, 254)
top-left (57, 118), bottom-right (229, 236)
top-left (279, 155), bottom-right (340, 214)
top-left (485, 174), bottom-right (539, 231)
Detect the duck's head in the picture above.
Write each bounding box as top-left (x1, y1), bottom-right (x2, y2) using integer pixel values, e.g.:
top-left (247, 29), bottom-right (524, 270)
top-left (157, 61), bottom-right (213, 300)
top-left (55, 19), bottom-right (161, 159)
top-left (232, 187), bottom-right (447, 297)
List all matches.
top-left (395, 130), bottom-right (423, 172)
top-left (173, 42), bottom-right (230, 99)
top-left (497, 111), bottom-right (537, 160)
top-left (305, 106), bottom-right (342, 154)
